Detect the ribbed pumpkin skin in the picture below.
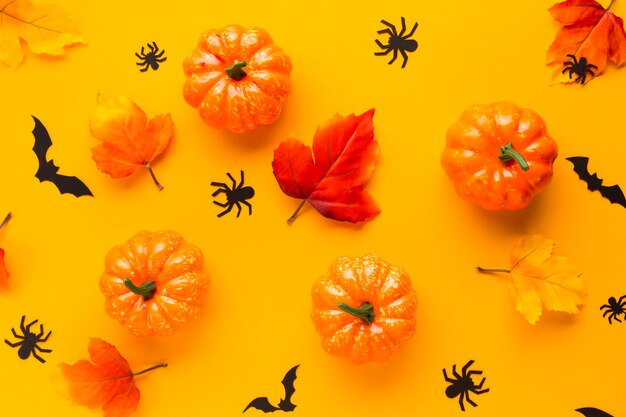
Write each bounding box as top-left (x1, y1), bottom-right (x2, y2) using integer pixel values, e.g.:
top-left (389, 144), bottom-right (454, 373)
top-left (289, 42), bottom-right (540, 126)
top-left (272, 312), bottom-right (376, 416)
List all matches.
top-left (311, 254), bottom-right (418, 364)
top-left (99, 230), bottom-right (209, 337)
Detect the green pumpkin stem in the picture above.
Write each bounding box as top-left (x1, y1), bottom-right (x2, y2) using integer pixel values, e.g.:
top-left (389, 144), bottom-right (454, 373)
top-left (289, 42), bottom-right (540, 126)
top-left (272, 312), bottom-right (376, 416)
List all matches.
top-left (338, 302), bottom-right (375, 324)
top-left (225, 61), bottom-right (248, 80)
top-left (124, 278), bottom-right (157, 300)
top-left (498, 143), bottom-right (529, 171)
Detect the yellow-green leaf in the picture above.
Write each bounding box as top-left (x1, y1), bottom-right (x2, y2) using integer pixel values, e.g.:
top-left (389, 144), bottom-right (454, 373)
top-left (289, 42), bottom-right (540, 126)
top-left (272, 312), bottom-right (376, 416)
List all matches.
top-left (479, 234), bottom-right (587, 324)
top-left (0, 0), bottom-right (85, 69)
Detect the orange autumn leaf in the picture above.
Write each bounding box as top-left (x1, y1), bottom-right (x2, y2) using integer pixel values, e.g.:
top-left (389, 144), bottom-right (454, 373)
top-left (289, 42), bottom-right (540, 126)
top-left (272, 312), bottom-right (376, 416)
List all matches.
top-left (0, 212), bottom-right (12, 291)
top-left (547, 0), bottom-right (626, 84)
top-left (89, 95), bottom-right (173, 190)
top-left (59, 338), bottom-right (166, 417)
top-left (0, 0), bottom-right (85, 69)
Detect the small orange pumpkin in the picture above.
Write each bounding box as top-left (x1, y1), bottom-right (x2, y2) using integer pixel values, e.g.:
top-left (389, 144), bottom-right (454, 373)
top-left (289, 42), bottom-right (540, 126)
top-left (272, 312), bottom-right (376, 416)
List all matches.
top-left (99, 230), bottom-right (209, 337)
top-left (182, 24), bottom-right (292, 133)
top-left (311, 254), bottom-right (418, 364)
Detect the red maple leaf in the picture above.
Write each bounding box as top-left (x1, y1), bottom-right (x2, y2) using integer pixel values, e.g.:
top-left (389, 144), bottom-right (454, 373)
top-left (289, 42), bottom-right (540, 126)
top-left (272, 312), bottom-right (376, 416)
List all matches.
top-left (272, 109), bottom-right (380, 224)
top-left (547, 0), bottom-right (626, 84)
top-left (59, 338), bottom-right (166, 417)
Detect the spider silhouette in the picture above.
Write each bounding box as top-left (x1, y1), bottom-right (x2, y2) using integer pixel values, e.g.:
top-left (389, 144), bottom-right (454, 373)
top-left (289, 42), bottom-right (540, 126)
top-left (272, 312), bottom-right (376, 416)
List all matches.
top-left (135, 42), bottom-right (167, 72)
top-left (600, 295), bottom-right (626, 324)
top-left (443, 360), bottom-right (490, 411)
top-left (4, 315), bottom-right (52, 363)
top-left (562, 54), bottom-right (597, 84)
top-left (375, 16), bottom-right (418, 68)
top-left (211, 171), bottom-right (255, 218)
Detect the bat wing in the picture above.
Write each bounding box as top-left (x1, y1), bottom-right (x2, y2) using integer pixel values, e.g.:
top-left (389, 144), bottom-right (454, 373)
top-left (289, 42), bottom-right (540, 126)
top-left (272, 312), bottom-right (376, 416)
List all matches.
top-left (575, 407), bottom-right (614, 417)
top-left (277, 364), bottom-right (299, 411)
top-left (243, 397), bottom-right (279, 413)
top-left (30, 116), bottom-right (94, 197)
top-left (566, 156), bottom-right (590, 178)
top-left (598, 183), bottom-right (626, 207)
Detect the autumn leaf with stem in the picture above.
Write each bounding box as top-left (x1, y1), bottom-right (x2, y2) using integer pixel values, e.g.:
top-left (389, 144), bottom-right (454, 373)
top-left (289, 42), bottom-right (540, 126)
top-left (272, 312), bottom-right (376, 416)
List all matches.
top-left (0, 212), bottom-right (12, 291)
top-left (477, 234), bottom-right (587, 324)
top-left (547, 0), bottom-right (626, 84)
top-left (0, 0), bottom-right (86, 69)
top-left (89, 95), bottom-right (173, 190)
top-left (59, 338), bottom-right (167, 417)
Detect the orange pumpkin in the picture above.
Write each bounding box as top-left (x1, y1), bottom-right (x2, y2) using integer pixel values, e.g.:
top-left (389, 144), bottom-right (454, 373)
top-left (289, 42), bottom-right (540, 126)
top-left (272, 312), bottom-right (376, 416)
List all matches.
top-left (182, 24), bottom-right (292, 133)
top-left (311, 254), bottom-right (418, 364)
top-left (441, 101), bottom-right (558, 211)
top-left (99, 230), bottom-right (209, 337)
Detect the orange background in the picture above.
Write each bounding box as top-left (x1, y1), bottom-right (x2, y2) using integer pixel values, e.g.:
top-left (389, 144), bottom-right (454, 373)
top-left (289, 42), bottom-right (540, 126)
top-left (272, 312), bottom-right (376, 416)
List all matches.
top-left (1, 0), bottom-right (626, 416)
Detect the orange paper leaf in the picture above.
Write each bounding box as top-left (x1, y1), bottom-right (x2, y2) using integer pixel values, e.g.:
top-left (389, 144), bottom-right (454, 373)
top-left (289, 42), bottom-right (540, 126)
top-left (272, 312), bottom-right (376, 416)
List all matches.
top-left (0, 212), bottom-right (12, 291)
top-left (59, 338), bottom-right (166, 417)
top-left (0, 0), bottom-right (85, 69)
top-left (547, 0), bottom-right (626, 83)
top-left (89, 95), bottom-right (173, 190)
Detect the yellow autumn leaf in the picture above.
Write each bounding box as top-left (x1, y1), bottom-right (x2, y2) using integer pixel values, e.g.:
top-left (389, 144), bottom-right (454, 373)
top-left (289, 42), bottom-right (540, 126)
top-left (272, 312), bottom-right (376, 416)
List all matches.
top-left (478, 234), bottom-right (587, 324)
top-left (0, 0), bottom-right (86, 69)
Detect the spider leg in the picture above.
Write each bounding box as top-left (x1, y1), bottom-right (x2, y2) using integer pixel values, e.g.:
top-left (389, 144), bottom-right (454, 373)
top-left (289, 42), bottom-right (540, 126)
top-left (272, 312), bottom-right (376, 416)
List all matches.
top-left (217, 204), bottom-right (233, 217)
top-left (11, 328), bottom-right (24, 339)
top-left (135, 52), bottom-right (145, 59)
top-left (140, 46), bottom-right (145, 55)
top-left (466, 370), bottom-right (483, 377)
top-left (31, 350), bottom-right (46, 363)
top-left (472, 377), bottom-right (486, 389)
top-left (4, 339), bottom-right (24, 347)
top-left (585, 68), bottom-right (596, 77)
top-left (38, 330), bottom-right (51, 342)
top-left (375, 49), bottom-right (392, 56)
top-left (465, 393), bottom-right (478, 408)
top-left (566, 54), bottom-right (577, 63)
top-left (458, 390), bottom-right (466, 412)
top-left (156, 56), bottom-right (167, 63)
top-left (612, 315), bottom-right (621, 323)
top-left (461, 360), bottom-right (475, 375)
top-left (242, 200), bottom-right (252, 215)
top-left (403, 22), bottom-right (418, 38)
top-left (148, 42), bottom-right (156, 52)
top-left (24, 317), bottom-right (38, 333)
top-left (139, 62), bottom-right (149, 72)
top-left (236, 170), bottom-right (245, 189)
top-left (154, 49), bottom-right (166, 58)
top-left (580, 73), bottom-right (587, 84)
top-left (35, 324), bottom-right (44, 338)
top-left (212, 188), bottom-right (227, 197)
top-left (377, 28), bottom-right (394, 36)
top-left (398, 16), bottom-right (407, 37)
top-left (608, 314), bottom-right (614, 325)
top-left (34, 344), bottom-right (52, 353)
top-left (442, 369), bottom-right (456, 383)
top-left (617, 295), bottom-right (626, 304)
top-left (388, 49), bottom-right (398, 65)
top-left (225, 172), bottom-right (237, 188)
top-left (378, 20), bottom-right (397, 36)
top-left (452, 364), bottom-right (462, 379)
top-left (601, 304), bottom-right (611, 311)
top-left (213, 200), bottom-right (229, 207)
top-left (235, 201), bottom-right (242, 217)
top-left (400, 49), bottom-right (409, 68)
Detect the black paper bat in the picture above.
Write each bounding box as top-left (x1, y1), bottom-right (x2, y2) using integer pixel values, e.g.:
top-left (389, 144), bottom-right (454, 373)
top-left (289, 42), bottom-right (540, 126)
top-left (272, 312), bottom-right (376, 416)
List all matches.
top-left (566, 156), bottom-right (625, 208)
top-left (31, 115), bottom-right (93, 197)
top-left (243, 364), bottom-right (299, 413)
top-left (575, 407), bottom-right (614, 417)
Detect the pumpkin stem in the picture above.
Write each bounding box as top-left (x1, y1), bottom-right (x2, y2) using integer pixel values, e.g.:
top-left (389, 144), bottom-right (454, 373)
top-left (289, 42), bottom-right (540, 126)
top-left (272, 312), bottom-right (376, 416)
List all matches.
top-left (124, 278), bottom-right (157, 300)
top-left (338, 302), bottom-right (375, 324)
top-left (497, 143), bottom-right (529, 171)
top-left (145, 163), bottom-right (164, 191)
top-left (225, 61), bottom-right (248, 81)
top-left (476, 266), bottom-right (511, 274)
top-left (132, 363), bottom-right (168, 377)
top-left (0, 212), bottom-right (12, 230)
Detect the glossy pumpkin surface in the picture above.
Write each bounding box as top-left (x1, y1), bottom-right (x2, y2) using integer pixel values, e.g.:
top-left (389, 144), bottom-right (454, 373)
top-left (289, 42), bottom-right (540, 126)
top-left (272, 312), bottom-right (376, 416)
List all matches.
top-left (99, 230), bottom-right (209, 337)
top-left (182, 24), bottom-right (292, 133)
top-left (441, 101), bottom-right (558, 210)
top-left (311, 254), bottom-right (418, 364)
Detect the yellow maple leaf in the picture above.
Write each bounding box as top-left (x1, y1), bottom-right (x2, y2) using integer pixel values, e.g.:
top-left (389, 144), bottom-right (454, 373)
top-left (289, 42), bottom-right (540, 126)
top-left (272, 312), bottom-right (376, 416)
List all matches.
top-left (477, 234), bottom-right (587, 324)
top-left (0, 0), bottom-right (85, 69)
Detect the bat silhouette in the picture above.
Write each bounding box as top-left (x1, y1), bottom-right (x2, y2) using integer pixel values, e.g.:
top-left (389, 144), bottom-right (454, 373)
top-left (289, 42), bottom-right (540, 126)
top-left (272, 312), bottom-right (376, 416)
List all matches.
top-left (243, 364), bottom-right (299, 413)
top-left (566, 156), bottom-right (625, 208)
top-left (575, 407), bottom-right (614, 417)
top-left (31, 116), bottom-right (93, 197)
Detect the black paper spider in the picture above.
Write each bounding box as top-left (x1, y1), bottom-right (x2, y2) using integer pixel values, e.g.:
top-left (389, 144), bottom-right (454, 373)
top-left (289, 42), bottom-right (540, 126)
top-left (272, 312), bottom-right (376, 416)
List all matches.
top-left (562, 54), bottom-right (597, 84)
top-left (135, 42), bottom-right (167, 72)
top-left (4, 315), bottom-right (52, 363)
top-left (211, 171), bottom-right (255, 217)
top-left (443, 360), bottom-right (489, 411)
top-left (375, 17), bottom-right (418, 68)
top-left (600, 295), bottom-right (626, 324)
